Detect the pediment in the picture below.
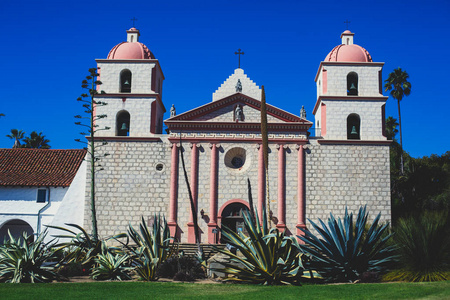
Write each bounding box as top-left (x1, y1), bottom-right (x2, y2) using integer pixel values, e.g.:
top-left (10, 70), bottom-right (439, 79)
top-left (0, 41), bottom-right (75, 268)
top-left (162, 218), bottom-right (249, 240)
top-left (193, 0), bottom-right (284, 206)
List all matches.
top-left (167, 93), bottom-right (310, 124)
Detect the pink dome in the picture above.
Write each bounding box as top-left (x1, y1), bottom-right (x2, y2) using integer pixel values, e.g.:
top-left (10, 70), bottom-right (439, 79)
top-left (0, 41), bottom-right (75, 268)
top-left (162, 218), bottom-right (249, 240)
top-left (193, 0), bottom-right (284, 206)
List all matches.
top-left (325, 44), bottom-right (372, 62)
top-left (107, 42), bottom-right (154, 59)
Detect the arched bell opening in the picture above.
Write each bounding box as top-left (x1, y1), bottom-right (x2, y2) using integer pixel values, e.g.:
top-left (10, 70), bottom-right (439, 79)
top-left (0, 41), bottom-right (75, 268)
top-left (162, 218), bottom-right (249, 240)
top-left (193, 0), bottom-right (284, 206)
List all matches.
top-left (347, 72), bottom-right (358, 96)
top-left (120, 69), bottom-right (132, 93)
top-left (0, 219), bottom-right (34, 244)
top-left (116, 110), bottom-right (130, 136)
top-left (347, 113), bottom-right (361, 140)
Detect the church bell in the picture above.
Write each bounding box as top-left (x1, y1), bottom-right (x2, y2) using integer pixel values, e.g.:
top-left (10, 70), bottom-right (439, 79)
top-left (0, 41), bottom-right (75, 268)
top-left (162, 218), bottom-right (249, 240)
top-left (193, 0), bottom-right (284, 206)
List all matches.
top-left (350, 125), bottom-right (358, 135)
top-left (349, 83), bottom-right (357, 95)
top-left (121, 123), bottom-right (128, 131)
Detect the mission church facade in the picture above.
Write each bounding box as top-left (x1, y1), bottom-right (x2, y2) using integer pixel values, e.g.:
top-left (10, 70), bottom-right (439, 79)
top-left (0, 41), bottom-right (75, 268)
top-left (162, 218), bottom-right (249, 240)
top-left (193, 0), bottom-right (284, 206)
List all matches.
top-left (86, 28), bottom-right (391, 243)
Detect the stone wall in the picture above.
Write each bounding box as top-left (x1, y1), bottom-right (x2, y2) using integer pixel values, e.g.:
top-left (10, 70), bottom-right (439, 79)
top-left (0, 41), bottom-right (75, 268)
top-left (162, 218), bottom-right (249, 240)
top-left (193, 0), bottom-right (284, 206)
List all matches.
top-left (84, 139), bottom-right (171, 237)
top-left (305, 139), bottom-right (391, 225)
top-left (87, 137), bottom-right (391, 241)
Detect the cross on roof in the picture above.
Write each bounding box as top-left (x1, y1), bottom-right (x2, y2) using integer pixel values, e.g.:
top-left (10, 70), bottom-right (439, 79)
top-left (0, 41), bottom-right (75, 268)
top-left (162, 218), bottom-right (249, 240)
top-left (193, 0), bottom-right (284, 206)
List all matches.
top-left (235, 49), bottom-right (244, 69)
top-left (131, 17), bottom-right (138, 27)
top-left (344, 20), bottom-right (351, 30)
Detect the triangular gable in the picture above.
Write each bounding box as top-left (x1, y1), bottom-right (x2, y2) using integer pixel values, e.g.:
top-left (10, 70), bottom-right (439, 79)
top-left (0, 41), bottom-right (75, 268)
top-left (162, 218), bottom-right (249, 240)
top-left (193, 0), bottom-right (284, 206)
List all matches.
top-left (167, 93), bottom-right (310, 124)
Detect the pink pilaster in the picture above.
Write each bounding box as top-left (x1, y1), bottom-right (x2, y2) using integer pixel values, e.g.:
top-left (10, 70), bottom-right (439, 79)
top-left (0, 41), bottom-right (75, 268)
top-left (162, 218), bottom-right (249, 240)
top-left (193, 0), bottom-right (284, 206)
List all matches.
top-left (257, 144), bottom-right (265, 222)
top-left (296, 144), bottom-right (307, 239)
top-left (276, 144), bottom-right (286, 230)
top-left (208, 143), bottom-right (219, 244)
top-left (187, 143), bottom-right (199, 243)
top-left (168, 143), bottom-right (179, 238)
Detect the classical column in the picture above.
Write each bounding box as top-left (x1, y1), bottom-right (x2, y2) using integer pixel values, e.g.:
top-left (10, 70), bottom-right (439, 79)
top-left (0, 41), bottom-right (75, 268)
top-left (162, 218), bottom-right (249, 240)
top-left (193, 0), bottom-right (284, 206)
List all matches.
top-left (168, 143), bottom-right (179, 238)
top-left (257, 144), bottom-right (265, 223)
top-left (276, 144), bottom-right (286, 230)
top-left (187, 143), bottom-right (199, 243)
top-left (208, 143), bottom-right (219, 244)
top-left (296, 144), bottom-right (306, 238)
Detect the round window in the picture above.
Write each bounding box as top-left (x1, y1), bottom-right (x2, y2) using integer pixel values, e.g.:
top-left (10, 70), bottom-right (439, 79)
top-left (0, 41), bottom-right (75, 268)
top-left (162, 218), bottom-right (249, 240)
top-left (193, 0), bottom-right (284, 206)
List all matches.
top-left (231, 156), bottom-right (244, 168)
top-left (224, 147), bottom-right (250, 172)
top-left (155, 163), bottom-right (164, 171)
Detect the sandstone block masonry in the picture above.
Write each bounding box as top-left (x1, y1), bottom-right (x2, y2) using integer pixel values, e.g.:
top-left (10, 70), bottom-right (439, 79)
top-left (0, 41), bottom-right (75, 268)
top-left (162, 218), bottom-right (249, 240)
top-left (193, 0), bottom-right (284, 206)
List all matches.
top-left (85, 138), bottom-right (391, 241)
top-left (305, 139), bottom-right (391, 225)
top-left (84, 139), bottom-right (171, 237)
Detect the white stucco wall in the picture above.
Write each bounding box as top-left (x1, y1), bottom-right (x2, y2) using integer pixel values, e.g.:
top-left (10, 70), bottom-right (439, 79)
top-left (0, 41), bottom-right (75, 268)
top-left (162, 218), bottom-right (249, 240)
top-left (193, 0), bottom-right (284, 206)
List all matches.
top-left (97, 61), bottom-right (157, 94)
top-left (94, 96), bottom-right (156, 137)
top-left (0, 161), bottom-right (87, 242)
top-left (213, 68), bottom-right (261, 101)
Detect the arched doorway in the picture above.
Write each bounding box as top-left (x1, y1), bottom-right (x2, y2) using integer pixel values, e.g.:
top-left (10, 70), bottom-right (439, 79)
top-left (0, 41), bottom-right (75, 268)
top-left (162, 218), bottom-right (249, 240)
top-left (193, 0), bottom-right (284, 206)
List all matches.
top-left (0, 219), bottom-right (34, 244)
top-left (219, 200), bottom-right (249, 243)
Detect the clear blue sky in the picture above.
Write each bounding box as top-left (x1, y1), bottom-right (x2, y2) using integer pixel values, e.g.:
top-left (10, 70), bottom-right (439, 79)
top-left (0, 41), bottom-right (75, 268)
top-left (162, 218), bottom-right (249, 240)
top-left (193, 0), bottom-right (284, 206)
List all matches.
top-left (1, 0), bottom-right (449, 158)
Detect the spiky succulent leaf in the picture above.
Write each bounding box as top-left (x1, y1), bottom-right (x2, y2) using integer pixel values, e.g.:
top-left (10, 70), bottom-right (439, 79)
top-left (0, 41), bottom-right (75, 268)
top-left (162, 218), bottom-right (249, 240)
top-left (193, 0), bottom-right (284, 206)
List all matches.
top-left (0, 231), bottom-right (60, 283)
top-left (212, 209), bottom-right (308, 285)
top-left (297, 206), bottom-right (396, 282)
top-left (123, 215), bottom-right (174, 281)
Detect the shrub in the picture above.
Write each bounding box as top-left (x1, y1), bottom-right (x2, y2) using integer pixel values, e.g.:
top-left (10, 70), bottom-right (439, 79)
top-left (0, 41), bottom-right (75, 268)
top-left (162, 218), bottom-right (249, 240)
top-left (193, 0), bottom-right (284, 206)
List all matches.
top-left (383, 211), bottom-right (450, 282)
top-left (0, 231), bottom-right (60, 283)
top-left (298, 206), bottom-right (396, 283)
top-left (157, 255), bottom-right (205, 281)
top-left (212, 209), bottom-right (307, 285)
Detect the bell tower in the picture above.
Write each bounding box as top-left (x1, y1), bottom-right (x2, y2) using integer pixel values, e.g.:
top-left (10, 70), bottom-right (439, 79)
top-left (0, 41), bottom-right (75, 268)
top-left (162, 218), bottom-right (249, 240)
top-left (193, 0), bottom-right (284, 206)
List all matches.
top-left (313, 31), bottom-right (388, 141)
top-left (93, 28), bottom-right (166, 137)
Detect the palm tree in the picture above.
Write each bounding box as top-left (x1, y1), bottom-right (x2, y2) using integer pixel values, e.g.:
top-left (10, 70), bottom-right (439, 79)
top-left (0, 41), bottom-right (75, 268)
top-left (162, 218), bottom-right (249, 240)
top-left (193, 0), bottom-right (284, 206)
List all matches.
top-left (23, 131), bottom-right (51, 149)
top-left (385, 116), bottom-right (399, 141)
top-left (6, 129), bottom-right (25, 148)
top-left (384, 68), bottom-right (411, 175)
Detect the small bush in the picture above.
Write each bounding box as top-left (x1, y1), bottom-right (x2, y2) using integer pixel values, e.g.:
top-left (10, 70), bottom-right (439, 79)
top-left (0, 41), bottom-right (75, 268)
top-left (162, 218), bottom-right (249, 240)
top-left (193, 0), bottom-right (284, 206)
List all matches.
top-left (157, 255), bottom-right (205, 281)
top-left (383, 211), bottom-right (450, 282)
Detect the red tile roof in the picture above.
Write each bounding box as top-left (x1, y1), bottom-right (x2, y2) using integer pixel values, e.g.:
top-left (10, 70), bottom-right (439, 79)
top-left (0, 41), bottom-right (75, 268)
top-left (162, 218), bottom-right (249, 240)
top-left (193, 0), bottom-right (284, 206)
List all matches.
top-left (0, 148), bottom-right (86, 187)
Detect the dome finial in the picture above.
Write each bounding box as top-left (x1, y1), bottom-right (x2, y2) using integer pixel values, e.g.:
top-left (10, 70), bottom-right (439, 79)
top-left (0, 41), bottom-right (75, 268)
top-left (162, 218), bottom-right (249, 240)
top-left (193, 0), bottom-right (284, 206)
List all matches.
top-left (126, 27), bottom-right (140, 43)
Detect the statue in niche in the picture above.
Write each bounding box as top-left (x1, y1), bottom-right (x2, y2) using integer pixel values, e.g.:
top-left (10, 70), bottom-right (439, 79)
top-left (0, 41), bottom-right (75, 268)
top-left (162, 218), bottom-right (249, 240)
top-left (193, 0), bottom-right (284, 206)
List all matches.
top-left (235, 104), bottom-right (244, 122)
top-left (170, 104), bottom-right (176, 117)
top-left (235, 79), bottom-right (242, 93)
top-left (300, 105), bottom-right (306, 119)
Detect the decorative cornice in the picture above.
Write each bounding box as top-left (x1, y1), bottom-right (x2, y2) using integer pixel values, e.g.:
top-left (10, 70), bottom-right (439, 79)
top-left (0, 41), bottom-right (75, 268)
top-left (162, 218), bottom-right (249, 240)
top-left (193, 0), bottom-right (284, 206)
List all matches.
top-left (165, 121), bottom-right (312, 133)
top-left (312, 95), bottom-right (388, 115)
top-left (315, 61), bottom-right (384, 82)
top-left (168, 137), bottom-right (308, 144)
top-left (94, 93), bottom-right (166, 113)
top-left (317, 139), bottom-right (392, 145)
top-left (96, 59), bottom-right (160, 63)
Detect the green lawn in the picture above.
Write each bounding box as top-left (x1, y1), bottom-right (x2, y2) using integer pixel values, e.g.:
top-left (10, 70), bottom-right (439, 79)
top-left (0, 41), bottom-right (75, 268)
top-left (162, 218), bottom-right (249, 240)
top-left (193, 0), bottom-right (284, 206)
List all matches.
top-left (1, 281), bottom-right (449, 299)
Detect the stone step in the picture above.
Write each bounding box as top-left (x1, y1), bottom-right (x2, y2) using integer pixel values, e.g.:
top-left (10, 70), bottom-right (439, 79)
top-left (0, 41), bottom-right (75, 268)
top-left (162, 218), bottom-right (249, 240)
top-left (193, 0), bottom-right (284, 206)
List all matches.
top-left (174, 243), bottom-right (226, 260)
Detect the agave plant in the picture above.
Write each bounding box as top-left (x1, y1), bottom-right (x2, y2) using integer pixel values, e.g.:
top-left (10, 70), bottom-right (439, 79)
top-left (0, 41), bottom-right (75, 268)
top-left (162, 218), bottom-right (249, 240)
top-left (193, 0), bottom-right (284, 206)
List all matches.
top-left (91, 241), bottom-right (132, 281)
top-left (48, 223), bottom-right (103, 266)
top-left (0, 231), bottom-right (60, 283)
top-left (48, 223), bottom-right (124, 275)
top-left (212, 208), bottom-right (308, 285)
top-left (297, 206), bottom-right (396, 283)
top-left (121, 215), bottom-right (174, 281)
top-left (383, 211), bottom-right (450, 282)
